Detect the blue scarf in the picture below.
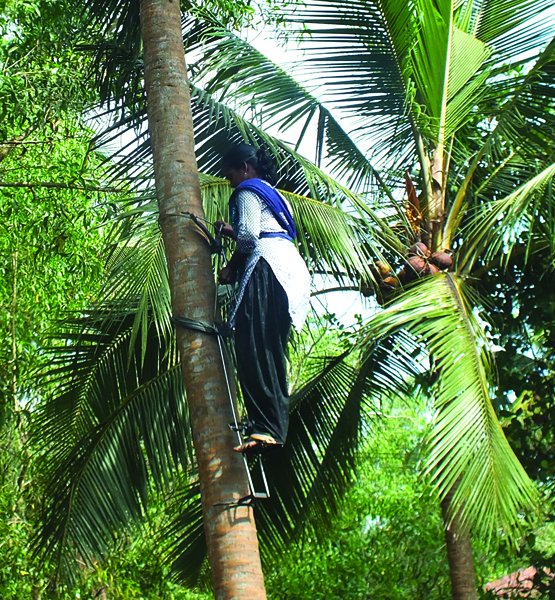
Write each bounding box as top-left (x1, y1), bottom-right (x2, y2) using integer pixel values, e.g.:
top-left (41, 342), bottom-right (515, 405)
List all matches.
top-left (230, 178), bottom-right (297, 240)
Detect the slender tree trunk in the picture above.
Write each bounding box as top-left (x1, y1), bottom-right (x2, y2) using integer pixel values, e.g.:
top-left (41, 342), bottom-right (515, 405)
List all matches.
top-left (10, 251), bottom-right (18, 412)
top-left (441, 485), bottom-right (478, 600)
top-left (139, 1), bottom-right (267, 598)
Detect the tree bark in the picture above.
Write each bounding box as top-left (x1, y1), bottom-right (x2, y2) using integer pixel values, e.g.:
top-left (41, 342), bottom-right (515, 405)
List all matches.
top-left (441, 485), bottom-right (478, 600)
top-left (139, 1), bottom-right (267, 598)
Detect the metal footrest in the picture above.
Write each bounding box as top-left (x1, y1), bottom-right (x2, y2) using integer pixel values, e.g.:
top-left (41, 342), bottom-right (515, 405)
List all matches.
top-left (243, 454), bottom-right (270, 500)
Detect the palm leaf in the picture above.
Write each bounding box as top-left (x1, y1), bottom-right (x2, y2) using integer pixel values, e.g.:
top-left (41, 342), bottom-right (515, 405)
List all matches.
top-left (443, 36), bottom-right (555, 247)
top-left (473, 0), bottom-right (554, 64)
top-left (460, 162), bottom-right (555, 272)
top-left (280, 0), bottom-right (413, 167)
top-left (32, 309), bottom-right (193, 580)
top-left (188, 20), bottom-right (396, 196)
top-left (356, 273), bottom-right (537, 539)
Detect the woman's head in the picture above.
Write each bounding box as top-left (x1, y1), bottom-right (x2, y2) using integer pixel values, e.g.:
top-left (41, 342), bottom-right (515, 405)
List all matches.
top-left (221, 143), bottom-right (278, 187)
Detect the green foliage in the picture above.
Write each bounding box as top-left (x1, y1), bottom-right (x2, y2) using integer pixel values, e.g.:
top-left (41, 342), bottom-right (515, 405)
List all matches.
top-left (0, 0), bottom-right (97, 138)
top-left (0, 427), bottom-right (52, 599)
top-left (0, 448), bottom-right (211, 599)
top-left (55, 500), bottom-right (212, 600)
top-left (19, 0), bottom-right (555, 591)
top-left (484, 255), bottom-right (555, 482)
top-left (0, 0), bottom-right (115, 420)
top-left (266, 403), bottom-right (452, 599)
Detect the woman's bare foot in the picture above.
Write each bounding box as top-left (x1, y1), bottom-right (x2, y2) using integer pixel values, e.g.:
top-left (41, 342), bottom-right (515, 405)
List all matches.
top-left (233, 434), bottom-right (282, 454)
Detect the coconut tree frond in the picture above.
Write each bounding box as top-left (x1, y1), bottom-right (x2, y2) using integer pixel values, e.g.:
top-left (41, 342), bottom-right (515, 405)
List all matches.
top-left (443, 29), bottom-right (492, 138)
top-left (405, 1), bottom-right (497, 143)
top-left (443, 37), bottom-right (555, 247)
top-left (78, 0), bottom-right (144, 118)
top-left (281, 0), bottom-right (413, 165)
top-left (460, 162), bottom-right (555, 273)
top-left (280, 1), bottom-right (491, 156)
top-left (258, 353), bottom-right (367, 541)
top-left (257, 326), bottom-right (428, 545)
top-left (424, 277), bottom-right (537, 538)
top-left (474, 0), bottom-right (555, 64)
top-left (484, 37), bottom-right (555, 157)
top-left (32, 308), bottom-right (193, 579)
top-left (158, 481), bottom-right (207, 586)
top-left (356, 274), bottom-right (537, 540)
top-left (105, 221), bottom-right (172, 363)
top-left (188, 22), bottom-right (393, 197)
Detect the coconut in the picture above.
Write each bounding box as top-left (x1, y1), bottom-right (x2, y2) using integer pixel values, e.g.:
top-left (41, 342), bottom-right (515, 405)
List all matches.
top-left (430, 251), bottom-right (453, 270)
top-left (407, 255), bottom-right (428, 273)
top-left (374, 260), bottom-right (392, 277)
top-left (398, 255), bottom-right (428, 282)
top-left (381, 276), bottom-right (399, 288)
top-left (408, 241), bottom-right (429, 257)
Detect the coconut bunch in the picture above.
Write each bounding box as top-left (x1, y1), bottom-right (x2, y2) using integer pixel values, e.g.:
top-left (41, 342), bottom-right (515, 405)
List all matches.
top-left (397, 242), bottom-right (453, 283)
top-left (362, 243), bottom-right (453, 302)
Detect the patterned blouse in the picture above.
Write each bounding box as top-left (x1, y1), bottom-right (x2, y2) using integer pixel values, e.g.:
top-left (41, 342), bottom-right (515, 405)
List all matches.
top-left (229, 186), bottom-right (311, 331)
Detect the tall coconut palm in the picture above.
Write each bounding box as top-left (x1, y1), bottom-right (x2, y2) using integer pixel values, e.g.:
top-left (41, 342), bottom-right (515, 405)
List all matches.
top-left (200, 1), bottom-right (554, 595)
top-left (31, 0), bottom-right (395, 595)
top-left (32, 0), bottom-right (554, 598)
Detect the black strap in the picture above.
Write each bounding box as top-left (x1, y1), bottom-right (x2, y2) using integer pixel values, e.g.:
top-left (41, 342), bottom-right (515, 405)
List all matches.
top-left (187, 213), bottom-right (223, 254)
top-left (172, 316), bottom-right (232, 338)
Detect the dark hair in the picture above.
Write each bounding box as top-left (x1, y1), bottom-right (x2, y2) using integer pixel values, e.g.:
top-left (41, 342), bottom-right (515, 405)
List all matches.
top-left (221, 143), bottom-right (279, 185)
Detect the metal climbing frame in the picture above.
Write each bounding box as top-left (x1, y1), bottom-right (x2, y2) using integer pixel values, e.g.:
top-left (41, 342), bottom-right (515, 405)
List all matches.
top-left (185, 212), bottom-right (272, 502)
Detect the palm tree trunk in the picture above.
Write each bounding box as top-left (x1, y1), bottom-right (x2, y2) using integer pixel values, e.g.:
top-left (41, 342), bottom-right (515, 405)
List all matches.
top-left (441, 485), bottom-right (478, 600)
top-left (139, 1), bottom-right (267, 597)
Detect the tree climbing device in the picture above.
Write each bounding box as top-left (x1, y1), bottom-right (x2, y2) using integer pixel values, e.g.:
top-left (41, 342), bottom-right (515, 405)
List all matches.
top-left (171, 212), bottom-right (271, 504)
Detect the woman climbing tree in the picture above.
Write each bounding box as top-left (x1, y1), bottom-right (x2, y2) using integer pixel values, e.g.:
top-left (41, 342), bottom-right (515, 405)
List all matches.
top-left (217, 143), bottom-right (311, 453)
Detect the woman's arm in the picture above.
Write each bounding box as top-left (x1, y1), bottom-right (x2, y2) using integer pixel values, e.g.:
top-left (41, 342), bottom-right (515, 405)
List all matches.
top-left (218, 190), bottom-right (261, 284)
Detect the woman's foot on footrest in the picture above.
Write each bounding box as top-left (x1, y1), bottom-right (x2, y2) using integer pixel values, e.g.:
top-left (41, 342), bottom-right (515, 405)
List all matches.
top-left (233, 433), bottom-right (283, 454)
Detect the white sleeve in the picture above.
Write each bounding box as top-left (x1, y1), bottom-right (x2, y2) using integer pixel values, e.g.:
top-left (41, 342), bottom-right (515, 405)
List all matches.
top-left (235, 190), bottom-right (261, 254)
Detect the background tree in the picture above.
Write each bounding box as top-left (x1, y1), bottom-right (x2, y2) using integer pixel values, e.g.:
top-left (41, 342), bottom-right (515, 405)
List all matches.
top-left (0, 0), bottom-right (119, 596)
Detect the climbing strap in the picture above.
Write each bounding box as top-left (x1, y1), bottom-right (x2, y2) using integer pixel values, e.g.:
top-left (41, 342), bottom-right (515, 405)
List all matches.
top-left (172, 316), bottom-right (231, 338)
top-left (187, 212), bottom-right (224, 255)
top-left (159, 211), bottom-right (224, 254)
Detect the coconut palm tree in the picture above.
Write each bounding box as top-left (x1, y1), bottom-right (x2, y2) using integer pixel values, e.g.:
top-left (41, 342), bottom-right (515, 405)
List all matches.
top-left (31, 0), bottom-right (394, 596)
top-left (188, 1), bottom-right (553, 594)
top-left (32, 0), bottom-right (554, 597)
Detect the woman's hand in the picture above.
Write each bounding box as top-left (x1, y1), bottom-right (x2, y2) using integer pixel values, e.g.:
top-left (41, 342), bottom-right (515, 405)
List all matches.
top-left (215, 220), bottom-right (236, 240)
top-left (218, 264), bottom-right (237, 284)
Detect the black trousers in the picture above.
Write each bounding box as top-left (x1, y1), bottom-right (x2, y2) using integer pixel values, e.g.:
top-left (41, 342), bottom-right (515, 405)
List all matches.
top-left (235, 258), bottom-right (291, 444)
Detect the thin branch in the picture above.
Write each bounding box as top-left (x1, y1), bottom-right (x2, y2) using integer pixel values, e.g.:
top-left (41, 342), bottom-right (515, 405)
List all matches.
top-left (311, 286), bottom-right (361, 297)
top-left (0, 181), bottom-right (122, 193)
